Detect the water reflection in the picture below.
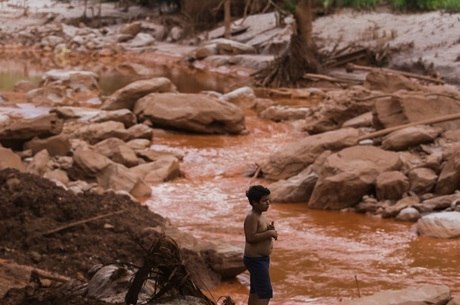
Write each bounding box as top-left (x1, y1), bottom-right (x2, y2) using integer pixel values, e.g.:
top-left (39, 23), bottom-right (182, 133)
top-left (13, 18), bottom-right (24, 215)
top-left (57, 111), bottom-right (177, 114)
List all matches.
top-left (0, 52), bottom-right (250, 94)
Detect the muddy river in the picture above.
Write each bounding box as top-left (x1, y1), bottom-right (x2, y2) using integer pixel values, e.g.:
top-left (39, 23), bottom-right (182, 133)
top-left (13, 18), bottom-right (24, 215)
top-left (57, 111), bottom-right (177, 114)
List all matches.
top-left (148, 116), bottom-right (460, 305)
top-left (1, 54), bottom-right (459, 305)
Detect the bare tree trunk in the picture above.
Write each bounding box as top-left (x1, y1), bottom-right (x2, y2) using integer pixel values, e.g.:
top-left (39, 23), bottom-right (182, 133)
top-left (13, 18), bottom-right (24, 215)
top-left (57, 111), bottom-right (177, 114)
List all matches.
top-left (83, 0), bottom-right (88, 19)
top-left (98, 0), bottom-right (102, 17)
top-left (296, 0), bottom-right (313, 50)
top-left (224, 0), bottom-right (231, 38)
top-left (253, 0), bottom-right (320, 87)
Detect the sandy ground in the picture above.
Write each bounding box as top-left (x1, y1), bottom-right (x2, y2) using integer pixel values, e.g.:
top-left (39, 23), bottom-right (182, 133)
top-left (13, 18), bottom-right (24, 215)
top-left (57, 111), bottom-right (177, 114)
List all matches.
top-left (313, 8), bottom-right (460, 84)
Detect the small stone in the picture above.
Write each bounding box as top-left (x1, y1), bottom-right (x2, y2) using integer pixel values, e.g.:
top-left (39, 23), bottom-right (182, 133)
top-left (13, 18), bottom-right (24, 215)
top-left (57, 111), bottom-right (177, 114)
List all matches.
top-left (103, 223), bottom-right (114, 230)
top-left (30, 251), bottom-right (42, 263)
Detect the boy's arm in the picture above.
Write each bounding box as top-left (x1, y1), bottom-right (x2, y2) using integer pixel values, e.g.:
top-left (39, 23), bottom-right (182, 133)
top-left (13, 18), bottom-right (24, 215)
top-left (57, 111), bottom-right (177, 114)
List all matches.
top-left (244, 214), bottom-right (275, 243)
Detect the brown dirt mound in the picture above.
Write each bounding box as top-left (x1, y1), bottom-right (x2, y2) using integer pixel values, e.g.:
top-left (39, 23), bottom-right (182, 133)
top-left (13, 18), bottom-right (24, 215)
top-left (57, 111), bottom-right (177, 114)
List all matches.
top-left (0, 168), bottom-right (166, 279)
top-left (1, 281), bottom-right (114, 305)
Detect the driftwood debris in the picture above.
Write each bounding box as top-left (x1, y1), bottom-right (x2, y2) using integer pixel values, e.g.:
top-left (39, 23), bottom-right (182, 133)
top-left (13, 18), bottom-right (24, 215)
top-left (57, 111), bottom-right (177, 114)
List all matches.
top-left (41, 209), bottom-right (127, 237)
top-left (346, 63), bottom-right (445, 84)
top-left (248, 163), bottom-right (261, 186)
top-left (303, 73), bottom-right (360, 84)
top-left (322, 44), bottom-right (390, 68)
top-left (125, 234), bottom-right (215, 305)
top-left (359, 112), bottom-right (460, 141)
top-left (0, 259), bottom-right (71, 283)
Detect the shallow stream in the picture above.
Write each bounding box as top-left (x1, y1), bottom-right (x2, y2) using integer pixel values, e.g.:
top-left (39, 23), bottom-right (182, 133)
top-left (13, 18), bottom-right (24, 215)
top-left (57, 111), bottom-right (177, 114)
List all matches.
top-left (147, 116), bottom-right (460, 305)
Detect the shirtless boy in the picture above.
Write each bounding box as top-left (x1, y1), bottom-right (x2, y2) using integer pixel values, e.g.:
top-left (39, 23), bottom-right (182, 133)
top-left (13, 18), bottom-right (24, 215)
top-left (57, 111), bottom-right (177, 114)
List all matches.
top-left (243, 185), bottom-right (278, 305)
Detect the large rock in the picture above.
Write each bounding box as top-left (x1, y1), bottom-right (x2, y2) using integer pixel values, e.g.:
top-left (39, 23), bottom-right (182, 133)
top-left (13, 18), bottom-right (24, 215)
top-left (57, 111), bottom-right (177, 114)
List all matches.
top-left (89, 109), bottom-right (137, 128)
top-left (96, 163), bottom-right (151, 198)
top-left (72, 121), bottom-right (128, 144)
top-left (364, 70), bottom-right (422, 93)
top-left (0, 114), bottom-right (63, 149)
top-left (0, 147), bottom-right (25, 171)
top-left (73, 148), bottom-right (112, 177)
top-left (308, 146), bottom-right (401, 210)
top-left (414, 193), bottom-right (460, 213)
top-left (51, 106), bottom-right (100, 120)
top-left (92, 138), bottom-right (139, 168)
top-left (416, 211), bottom-right (460, 238)
top-left (382, 196), bottom-right (420, 218)
top-left (341, 284), bottom-right (450, 305)
top-left (130, 155), bottom-right (180, 183)
top-left (395, 207), bottom-right (421, 222)
top-left (261, 128), bottom-right (360, 181)
top-left (381, 125), bottom-right (442, 151)
top-left (124, 124), bottom-right (153, 141)
top-left (163, 226), bottom-right (245, 284)
top-left (24, 134), bottom-right (71, 156)
top-left (269, 166), bottom-right (318, 203)
top-left (102, 77), bottom-right (177, 111)
top-left (119, 22), bottom-right (142, 37)
top-left (42, 70), bottom-right (99, 91)
top-left (375, 171), bottom-right (409, 201)
top-left (408, 167), bottom-right (437, 194)
top-left (26, 149), bottom-right (50, 176)
top-left (29, 70), bottom-right (101, 106)
top-left (435, 152), bottom-right (460, 195)
top-left (303, 86), bottom-right (376, 134)
top-left (373, 91), bottom-right (460, 130)
top-left (134, 93), bottom-right (246, 134)
top-left (44, 169), bottom-right (69, 185)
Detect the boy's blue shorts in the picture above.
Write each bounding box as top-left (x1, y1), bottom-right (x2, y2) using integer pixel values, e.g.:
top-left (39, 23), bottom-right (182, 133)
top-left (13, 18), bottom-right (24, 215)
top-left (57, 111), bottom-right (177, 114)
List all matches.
top-left (243, 256), bottom-right (273, 299)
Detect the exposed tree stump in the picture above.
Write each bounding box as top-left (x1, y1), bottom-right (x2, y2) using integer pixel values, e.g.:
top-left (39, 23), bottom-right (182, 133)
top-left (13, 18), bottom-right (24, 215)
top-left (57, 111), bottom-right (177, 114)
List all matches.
top-left (253, 0), bottom-right (320, 87)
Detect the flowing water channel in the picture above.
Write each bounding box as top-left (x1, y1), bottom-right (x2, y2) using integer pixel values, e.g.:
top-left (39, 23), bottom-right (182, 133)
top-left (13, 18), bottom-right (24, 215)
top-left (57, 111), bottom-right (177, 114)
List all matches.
top-left (1, 53), bottom-right (459, 305)
top-left (147, 116), bottom-right (460, 305)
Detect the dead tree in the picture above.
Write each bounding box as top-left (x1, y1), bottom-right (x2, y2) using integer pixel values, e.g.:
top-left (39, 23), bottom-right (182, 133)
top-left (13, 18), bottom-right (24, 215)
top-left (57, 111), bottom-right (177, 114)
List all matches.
top-left (254, 0), bottom-right (320, 87)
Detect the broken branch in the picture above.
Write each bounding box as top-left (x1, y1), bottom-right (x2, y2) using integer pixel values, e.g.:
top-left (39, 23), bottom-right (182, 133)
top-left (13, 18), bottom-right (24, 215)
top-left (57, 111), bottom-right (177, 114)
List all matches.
top-left (359, 112), bottom-right (460, 141)
top-left (303, 73), bottom-right (358, 84)
top-left (346, 63), bottom-right (444, 84)
top-left (41, 209), bottom-right (128, 237)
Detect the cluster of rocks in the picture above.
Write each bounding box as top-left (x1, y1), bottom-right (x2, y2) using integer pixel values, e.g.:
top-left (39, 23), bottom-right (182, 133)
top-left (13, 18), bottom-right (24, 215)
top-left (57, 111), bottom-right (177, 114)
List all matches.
top-left (0, 20), bottom-right (177, 54)
top-left (0, 0), bottom-right (196, 56)
top-left (0, 69), bottom-right (252, 300)
top-left (254, 70), bottom-right (460, 239)
top-left (0, 70), bottom-right (246, 201)
top-left (3, 66), bottom-right (460, 241)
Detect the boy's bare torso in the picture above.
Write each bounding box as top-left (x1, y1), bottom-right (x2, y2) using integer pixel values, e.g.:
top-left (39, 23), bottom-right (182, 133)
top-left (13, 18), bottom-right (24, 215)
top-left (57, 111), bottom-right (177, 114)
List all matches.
top-left (244, 212), bottom-right (273, 257)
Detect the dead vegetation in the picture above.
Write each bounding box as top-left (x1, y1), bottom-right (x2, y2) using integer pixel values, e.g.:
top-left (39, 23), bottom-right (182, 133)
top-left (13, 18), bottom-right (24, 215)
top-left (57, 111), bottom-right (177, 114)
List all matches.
top-left (125, 234), bottom-right (216, 305)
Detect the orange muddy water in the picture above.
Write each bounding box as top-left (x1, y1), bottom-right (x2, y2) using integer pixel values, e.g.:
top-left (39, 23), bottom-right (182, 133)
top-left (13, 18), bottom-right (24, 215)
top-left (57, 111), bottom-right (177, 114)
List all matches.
top-left (147, 113), bottom-right (460, 305)
top-left (2, 53), bottom-right (459, 305)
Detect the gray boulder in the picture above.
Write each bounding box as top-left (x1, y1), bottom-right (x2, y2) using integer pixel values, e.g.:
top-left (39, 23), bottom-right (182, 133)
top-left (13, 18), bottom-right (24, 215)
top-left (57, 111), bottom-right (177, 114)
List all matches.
top-left (134, 93), bottom-right (245, 134)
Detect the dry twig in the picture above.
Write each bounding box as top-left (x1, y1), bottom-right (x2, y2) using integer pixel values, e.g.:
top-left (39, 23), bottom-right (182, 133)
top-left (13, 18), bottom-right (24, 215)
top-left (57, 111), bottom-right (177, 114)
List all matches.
top-left (41, 209), bottom-right (128, 237)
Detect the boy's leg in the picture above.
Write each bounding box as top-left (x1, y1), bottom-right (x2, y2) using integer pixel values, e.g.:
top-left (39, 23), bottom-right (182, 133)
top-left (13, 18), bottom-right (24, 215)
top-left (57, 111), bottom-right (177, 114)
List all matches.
top-left (248, 293), bottom-right (270, 305)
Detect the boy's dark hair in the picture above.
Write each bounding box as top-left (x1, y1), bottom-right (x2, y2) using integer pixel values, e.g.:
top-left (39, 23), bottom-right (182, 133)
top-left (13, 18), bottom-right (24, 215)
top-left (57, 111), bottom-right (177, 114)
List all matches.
top-left (246, 185), bottom-right (270, 205)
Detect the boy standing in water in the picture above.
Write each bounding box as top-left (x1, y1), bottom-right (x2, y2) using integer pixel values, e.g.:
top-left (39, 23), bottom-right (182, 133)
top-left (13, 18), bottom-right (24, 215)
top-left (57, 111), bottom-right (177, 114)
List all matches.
top-left (243, 185), bottom-right (278, 305)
